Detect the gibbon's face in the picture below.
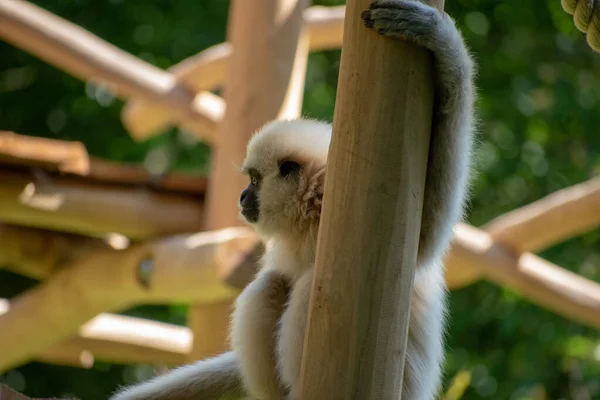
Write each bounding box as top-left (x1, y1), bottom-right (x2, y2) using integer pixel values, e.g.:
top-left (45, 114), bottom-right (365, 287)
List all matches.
top-left (239, 119), bottom-right (332, 239)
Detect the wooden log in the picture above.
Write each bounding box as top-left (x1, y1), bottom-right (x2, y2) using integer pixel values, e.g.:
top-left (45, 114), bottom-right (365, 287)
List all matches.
top-left (299, 0), bottom-right (443, 398)
top-left (85, 158), bottom-right (208, 196)
top-left (0, 224), bottom-right (98, 279)
top-left (0, 226), bottom-right (259, 372)
top-left (39, 313), bottom-right (193, 366)
top-left (0, 131), bottom-right (88, 174)
top-left (186, 0), bottom-right (310, 362)
top-left (447, 176), bottom-right (600, 289)
top-left (0, 169), bottom-right (204, 240)
top-left (0, 131), bottom-right (209, 196)
top-left (0, 303), bottom-right (192, 367)
top-left (483, 177), bottom-right (600, 253)
top-left (121, 5), bottom-right (345, 139)
top-left (0, 0), bottom-right (222, 142)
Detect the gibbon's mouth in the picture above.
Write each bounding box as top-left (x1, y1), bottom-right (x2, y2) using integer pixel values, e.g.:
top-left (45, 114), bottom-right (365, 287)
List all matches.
top-left (240, 208), bottom-right (259, 223)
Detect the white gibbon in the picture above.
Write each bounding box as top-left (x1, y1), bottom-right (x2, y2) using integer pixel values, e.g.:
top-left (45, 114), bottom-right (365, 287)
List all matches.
top-left (110, 0), bottom-right (476, 399)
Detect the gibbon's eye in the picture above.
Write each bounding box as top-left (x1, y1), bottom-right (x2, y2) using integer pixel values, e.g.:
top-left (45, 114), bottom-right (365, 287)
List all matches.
top-left (278, 160), bottom-right (301, 178)
top-left (246, 168), bottom-right (261, 187)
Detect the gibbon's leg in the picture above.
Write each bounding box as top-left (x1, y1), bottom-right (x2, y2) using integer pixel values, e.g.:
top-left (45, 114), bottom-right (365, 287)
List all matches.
top-left (276, 269), bottom-right (313, 400)
top-left (109, 351), bottom-right (246, 400)
top-left (110, 269), bottom-right (290, 400)
top-left (231, 268), bottom-right (291, 400)
top-left (362, 0), bottom-right (477, 266)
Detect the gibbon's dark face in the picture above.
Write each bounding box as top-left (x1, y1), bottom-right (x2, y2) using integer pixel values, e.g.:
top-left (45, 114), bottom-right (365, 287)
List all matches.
top-left (239, 160), bottom-right (303, 225)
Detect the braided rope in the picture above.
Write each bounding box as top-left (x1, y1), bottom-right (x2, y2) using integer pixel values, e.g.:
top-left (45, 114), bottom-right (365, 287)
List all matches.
top-left (561, 0), bottom-right (600, 52)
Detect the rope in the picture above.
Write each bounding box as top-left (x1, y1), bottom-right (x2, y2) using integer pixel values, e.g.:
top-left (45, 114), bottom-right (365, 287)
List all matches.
top-left (561, 0), bottom-right (600, 52)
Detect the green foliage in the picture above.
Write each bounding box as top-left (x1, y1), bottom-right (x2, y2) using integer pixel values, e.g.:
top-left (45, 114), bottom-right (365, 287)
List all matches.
top-left (1, 0), bottom-right (599, 399)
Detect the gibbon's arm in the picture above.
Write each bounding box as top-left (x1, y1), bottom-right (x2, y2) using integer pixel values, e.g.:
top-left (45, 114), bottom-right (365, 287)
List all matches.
top-left (362, 0), bottom-right (477, 267)
top-left (275, 269), bottom-right (314, 400)
top-left (109, 351), bottom-right (245, 400)
top-left (230, 268), bottom-right (291, 400)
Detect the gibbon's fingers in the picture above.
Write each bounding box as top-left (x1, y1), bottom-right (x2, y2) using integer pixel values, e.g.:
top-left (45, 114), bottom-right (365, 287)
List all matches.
top-left (110, 351), bottom-right (246, 400)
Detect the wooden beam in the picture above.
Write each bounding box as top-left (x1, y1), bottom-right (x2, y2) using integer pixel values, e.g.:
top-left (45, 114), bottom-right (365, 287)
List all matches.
top-left (483, 177), bottom-right (600, 253)
top-left (121, 5), bottom-right (345, 140)
top-left (0, 226), bottom-right (258, 372)
top-left (299, 0), bottom-right (443, 398)
top-left (0, 224), bottom-right (97, 279)
top-left (0, 0), bottom-right (222, 142)
top-left (187, 0), bottom-right (310, 361)
top-left (40, 313), bottom-right (193, 366)
top-left (0, 302), bottom-right (190, 367)
top-left (447, 223), bottom-right (600, 330)
top-left (0, 169), bottom-right (204, 240)
top-left (446, 177), bottom-right (600, 289)
top-left (0, 130), bottom-right (88, 174)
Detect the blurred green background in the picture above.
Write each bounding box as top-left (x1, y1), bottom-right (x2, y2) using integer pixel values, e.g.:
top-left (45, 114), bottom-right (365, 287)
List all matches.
top-left (1, 0), bottom-right (599, 399)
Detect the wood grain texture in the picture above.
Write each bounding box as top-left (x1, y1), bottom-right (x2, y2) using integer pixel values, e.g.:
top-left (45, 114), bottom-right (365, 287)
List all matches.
top-left (299, 0), bottom-right (444, 398)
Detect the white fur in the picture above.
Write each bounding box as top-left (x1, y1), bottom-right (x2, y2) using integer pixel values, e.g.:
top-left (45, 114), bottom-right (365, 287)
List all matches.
top-left (110, 1), bottom-right (476, 399)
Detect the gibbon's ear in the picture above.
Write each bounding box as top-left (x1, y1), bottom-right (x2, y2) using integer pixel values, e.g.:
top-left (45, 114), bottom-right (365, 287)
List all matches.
top-left (301, 165), bottom-right (326, 221)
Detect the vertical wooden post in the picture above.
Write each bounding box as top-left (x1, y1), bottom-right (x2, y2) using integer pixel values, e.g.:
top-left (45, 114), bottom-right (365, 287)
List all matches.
top-left (187, 0), bottom-right (310, 361)
top-left (299, 0), bottom-right (443, 399)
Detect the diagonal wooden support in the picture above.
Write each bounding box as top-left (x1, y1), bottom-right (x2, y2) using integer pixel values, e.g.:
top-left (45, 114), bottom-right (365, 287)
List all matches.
top-left (446, 176), bottom-right (600, 289)
top-left (0, 0), bottom-right (223, 142)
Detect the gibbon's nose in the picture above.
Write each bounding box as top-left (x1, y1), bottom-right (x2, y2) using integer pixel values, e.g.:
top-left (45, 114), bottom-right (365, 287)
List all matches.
top-left (239, 188), bottom-right (249, 205)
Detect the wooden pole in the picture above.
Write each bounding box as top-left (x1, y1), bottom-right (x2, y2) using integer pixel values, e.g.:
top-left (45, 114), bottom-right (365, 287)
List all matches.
top-left (299, 0), bottom-right (443, 398)
top-left (187, 0), bottom-right (310, 361)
